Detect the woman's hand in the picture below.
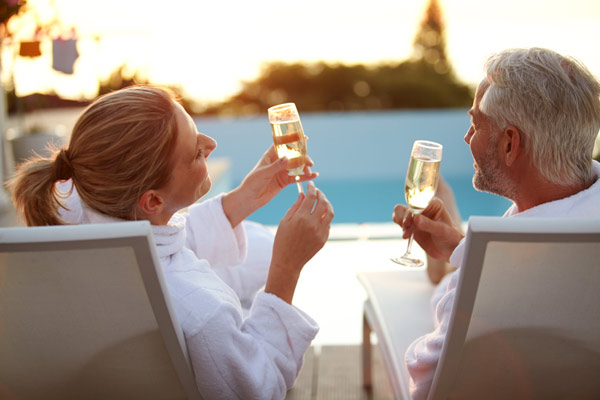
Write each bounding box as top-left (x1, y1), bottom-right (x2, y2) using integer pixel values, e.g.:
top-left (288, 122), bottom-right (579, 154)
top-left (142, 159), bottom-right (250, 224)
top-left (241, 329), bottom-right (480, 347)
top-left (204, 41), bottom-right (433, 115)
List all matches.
top-left (265, 182), bottom-right (334, 303)
top-left (393, 197), bottom-right (464, 262)
top-left (223, 146), bottom-right (318, 227)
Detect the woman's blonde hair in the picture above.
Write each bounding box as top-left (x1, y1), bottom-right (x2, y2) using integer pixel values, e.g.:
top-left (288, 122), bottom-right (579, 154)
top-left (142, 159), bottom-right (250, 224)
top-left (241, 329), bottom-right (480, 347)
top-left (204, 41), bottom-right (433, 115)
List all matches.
top-left (8, 85), bottom-right (180, 226)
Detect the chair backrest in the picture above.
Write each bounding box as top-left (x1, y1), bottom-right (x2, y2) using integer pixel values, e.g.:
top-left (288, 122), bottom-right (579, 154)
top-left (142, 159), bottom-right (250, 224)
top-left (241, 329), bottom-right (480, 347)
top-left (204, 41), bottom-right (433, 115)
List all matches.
top-left (0, 222), bottom-right (202, 400)
top-left (430, 217), bottom-right (600, 400)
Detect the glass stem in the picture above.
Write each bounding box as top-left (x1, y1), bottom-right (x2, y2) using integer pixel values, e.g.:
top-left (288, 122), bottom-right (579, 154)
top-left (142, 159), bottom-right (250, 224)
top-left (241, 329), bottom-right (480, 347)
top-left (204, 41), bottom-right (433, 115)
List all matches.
top-left (404, 234), bottom-right (415, 256)
top-left (295, 176), bottom-right (303, 193)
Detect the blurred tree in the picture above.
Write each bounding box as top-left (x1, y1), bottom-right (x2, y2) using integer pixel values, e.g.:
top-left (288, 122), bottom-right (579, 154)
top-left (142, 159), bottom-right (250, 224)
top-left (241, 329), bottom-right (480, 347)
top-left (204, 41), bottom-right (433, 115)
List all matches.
top-left (0, 0), bottom-right (23, 30)
top-left (4, 64), bottom-right (198, 116)
top-left (412, 0), bottom-right (449, 74)
top-left (208, 58), bottom-right (473, 116)
top-left (97, 65), bottom-right (148, 97)
top-left (96, 66), bottom-right (195, 115)
top-left (207, 0), bottom-right (472, 116)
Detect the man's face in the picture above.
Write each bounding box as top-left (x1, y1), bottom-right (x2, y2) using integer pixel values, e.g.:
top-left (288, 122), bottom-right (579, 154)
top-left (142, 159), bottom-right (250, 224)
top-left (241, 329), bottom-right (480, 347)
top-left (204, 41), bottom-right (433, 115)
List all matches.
top-left (464, 80), bottom-right (515, 199)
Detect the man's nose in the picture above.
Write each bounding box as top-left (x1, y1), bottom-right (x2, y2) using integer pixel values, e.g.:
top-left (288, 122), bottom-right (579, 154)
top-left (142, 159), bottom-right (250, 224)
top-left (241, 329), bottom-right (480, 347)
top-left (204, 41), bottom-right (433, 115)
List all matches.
top-left (464, 126), bottom-right (474, 144)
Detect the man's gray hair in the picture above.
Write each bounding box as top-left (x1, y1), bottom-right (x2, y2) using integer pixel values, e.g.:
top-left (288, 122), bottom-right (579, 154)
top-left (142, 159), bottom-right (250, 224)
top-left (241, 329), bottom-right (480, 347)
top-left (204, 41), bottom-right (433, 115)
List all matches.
top-left (480, 47), bottom-right (600, 185)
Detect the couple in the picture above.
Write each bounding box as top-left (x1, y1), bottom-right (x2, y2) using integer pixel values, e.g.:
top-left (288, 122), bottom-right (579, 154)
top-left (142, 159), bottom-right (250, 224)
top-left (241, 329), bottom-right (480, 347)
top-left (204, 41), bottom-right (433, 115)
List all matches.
top-left (9, 47), bottom-right (600, 399)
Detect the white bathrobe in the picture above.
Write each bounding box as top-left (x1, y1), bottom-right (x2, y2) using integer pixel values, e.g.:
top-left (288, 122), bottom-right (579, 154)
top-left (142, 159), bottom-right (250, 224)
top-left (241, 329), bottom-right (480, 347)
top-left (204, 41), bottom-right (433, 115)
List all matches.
top-left (405, 161), bottom-right (600, 400)
top-left (57, 181), bottom-right (319, 400)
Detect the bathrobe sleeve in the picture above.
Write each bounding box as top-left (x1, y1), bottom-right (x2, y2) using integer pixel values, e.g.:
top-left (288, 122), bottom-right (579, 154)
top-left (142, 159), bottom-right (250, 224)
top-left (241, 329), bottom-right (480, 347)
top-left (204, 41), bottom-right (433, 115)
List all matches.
top-left (184, 194), bottom-right (248, 268)
top-left (165, 260), bottom-right (318, 400)
top-left (404, 239), bottom-right (464, 400)
top-left (404, 272), bottom-right (458, 400)
top-left (211, 221), bottom-right (273, 307)
top-left (184, 195), bottom-right (274, 304)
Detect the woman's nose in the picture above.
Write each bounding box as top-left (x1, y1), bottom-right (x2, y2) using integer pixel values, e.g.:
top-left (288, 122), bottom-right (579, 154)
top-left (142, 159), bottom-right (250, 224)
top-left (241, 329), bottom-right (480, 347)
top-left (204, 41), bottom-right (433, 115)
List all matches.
top-left (200, 134), bottom-right (217, 157)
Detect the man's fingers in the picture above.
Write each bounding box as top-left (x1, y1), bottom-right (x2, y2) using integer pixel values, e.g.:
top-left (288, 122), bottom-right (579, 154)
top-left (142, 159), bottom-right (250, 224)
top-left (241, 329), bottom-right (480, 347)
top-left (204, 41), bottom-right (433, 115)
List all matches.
top-left (393, 204), bottom-right (409, 225)
top-left (413, 214), bottom-right (438, 234)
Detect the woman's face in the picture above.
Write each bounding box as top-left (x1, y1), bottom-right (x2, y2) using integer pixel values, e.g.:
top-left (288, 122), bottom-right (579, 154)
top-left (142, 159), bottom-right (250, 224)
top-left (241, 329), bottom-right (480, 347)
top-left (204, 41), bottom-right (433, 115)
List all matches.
top-left (160, 102), bottom-right (217, 213)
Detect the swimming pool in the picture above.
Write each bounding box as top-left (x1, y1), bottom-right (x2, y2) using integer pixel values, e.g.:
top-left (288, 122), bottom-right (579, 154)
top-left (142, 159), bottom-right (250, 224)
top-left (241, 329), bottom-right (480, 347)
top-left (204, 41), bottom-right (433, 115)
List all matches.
top-left (196, 109), bottom-right (512, 225)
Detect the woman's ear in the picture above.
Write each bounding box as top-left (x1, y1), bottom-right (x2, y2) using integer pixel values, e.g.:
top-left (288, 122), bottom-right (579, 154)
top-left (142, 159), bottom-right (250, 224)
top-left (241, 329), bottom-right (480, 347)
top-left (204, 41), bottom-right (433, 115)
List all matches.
top-left (501, 125), bottom-right (522, 167)
top-left (138, 190), bottom-right (164, 216)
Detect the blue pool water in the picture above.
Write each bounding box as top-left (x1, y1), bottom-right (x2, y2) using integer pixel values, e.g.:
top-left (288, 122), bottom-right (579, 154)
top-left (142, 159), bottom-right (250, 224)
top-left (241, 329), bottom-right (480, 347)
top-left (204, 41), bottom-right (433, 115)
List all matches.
top-left (195, 109), bottom-right (512, 225)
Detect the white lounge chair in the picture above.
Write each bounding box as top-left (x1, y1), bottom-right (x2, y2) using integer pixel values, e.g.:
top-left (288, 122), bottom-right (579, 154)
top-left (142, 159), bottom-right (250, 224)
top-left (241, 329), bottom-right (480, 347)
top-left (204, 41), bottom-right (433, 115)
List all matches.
top-left (0, 222), bottom-right (202, 400)
top-left (359, 216), bottom-right (600, 399)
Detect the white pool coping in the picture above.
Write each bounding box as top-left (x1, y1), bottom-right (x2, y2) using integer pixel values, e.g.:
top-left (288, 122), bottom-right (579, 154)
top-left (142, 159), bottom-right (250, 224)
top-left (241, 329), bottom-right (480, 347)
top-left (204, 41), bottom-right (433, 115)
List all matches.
top-left (265, 222), bottom-right (426, 346)
top-left (266, 221), bottom-right (469, 346)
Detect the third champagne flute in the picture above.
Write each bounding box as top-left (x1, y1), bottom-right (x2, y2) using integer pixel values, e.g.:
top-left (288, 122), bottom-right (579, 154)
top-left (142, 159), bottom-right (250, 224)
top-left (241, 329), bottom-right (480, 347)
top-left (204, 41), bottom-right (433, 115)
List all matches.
top-left (391, 140), bottom-right (443, 266)
top-left (267, 103), bottom-right (307, 193)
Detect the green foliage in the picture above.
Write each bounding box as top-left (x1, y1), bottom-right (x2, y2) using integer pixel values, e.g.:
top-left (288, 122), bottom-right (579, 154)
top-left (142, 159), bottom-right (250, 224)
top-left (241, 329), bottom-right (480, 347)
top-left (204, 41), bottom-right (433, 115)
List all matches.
top-left (96, 66), bottom-right (195, 115)
top-left (97, 65), bottom-right (148, 96)
top-left (5, 64), bottom-right (200, 115)
top-left (0, 0), bottom-right (23, 28)
top-left (209, 60), bottom-right (473, 115)
top-left (206, 0), bottom-right (473, 116)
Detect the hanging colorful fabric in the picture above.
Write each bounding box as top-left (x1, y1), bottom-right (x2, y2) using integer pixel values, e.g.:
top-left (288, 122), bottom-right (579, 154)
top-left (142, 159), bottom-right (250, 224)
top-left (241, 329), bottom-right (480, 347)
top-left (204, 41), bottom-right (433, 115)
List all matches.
top-left (52, 39), bottom-right (79, 74)
top-left (19, 41), bottom-right (42, 57)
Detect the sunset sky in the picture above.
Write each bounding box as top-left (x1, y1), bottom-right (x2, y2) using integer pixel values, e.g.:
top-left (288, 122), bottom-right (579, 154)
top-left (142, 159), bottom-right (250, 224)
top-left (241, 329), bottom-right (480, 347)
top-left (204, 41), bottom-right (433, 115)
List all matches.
top-left (2, 0), bottom-right (600, 105)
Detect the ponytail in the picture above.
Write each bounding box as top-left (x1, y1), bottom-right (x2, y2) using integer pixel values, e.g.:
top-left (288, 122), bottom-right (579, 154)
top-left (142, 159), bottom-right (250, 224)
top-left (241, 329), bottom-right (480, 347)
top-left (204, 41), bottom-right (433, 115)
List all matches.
top-left (7, 85), bottom-right (179, 225)
top-left (7, 146), bottom-right (74, 226)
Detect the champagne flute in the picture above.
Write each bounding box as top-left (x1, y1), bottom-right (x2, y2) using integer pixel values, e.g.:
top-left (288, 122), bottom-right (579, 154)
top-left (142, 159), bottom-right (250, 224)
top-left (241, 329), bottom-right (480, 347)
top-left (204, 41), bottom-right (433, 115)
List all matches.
top-left (267, 103), bottom-right (307, 193)
top-left (391, 140), bottom-right (443, 266)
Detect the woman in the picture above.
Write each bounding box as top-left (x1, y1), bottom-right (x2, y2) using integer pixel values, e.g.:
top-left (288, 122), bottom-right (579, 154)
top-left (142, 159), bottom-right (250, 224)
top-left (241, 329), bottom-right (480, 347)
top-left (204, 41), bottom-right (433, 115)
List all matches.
top-left (9, 85), bottom-right (334, 399)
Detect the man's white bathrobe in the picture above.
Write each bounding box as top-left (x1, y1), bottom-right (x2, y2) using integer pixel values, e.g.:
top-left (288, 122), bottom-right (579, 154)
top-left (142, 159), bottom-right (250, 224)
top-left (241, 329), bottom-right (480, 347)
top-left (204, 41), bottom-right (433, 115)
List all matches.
top-left (405, 161), bottom-right (600, 400)
top-left (58, 182), bottom-right (319, 400)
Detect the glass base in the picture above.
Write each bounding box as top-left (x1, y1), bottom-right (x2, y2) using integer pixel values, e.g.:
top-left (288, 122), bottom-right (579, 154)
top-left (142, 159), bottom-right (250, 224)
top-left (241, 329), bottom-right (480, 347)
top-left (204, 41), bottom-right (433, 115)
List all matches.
top-left (390, 255), bottom-right (424, 267)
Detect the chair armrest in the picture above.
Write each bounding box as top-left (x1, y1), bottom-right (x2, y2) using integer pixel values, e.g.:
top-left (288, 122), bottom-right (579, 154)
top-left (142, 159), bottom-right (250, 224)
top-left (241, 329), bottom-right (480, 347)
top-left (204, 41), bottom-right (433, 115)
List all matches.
top-left (358, 270), bottom-right (436, 399)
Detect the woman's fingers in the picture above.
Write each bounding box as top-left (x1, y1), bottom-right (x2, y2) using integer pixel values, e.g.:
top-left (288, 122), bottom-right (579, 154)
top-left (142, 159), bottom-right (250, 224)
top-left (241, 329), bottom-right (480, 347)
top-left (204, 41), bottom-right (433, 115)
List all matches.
top-left (296, 158), bottom-right (318, 182)
top-left (311, 188), bottom-right (329, 216)
top-left (316, 191), bottom-right (334, 224)
top-left (298, 181), bottom-right (318, 214)
top-left (282, 191), bottom-right (304, 221)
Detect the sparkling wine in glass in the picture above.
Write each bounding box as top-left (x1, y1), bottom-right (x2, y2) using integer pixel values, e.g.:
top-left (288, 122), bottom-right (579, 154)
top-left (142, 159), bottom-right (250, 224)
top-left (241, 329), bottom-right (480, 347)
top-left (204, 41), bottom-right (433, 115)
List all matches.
top-left (267, 103), bottom-right (307, 193)
top-left (391, 140), bottom-right (443, 266)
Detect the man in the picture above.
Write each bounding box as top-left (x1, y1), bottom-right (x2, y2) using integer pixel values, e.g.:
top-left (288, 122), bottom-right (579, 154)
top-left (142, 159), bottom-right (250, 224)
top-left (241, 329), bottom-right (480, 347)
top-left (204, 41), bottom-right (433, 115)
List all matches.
top-left (393, 47), bottom-right (600, 399)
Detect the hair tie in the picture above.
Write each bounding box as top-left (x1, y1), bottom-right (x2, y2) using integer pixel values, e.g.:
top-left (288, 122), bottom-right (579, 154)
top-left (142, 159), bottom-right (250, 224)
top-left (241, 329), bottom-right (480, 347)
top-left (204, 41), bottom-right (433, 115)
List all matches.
top-left (54, 148), bottom-right (73, 180)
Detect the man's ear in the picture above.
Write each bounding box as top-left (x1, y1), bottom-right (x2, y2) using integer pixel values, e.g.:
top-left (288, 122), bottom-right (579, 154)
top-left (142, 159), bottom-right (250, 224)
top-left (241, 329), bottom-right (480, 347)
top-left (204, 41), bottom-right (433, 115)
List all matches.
top-left (500, 125), bottom-right (522, 167)
top-left (138, 190), bottom-right (164, 216)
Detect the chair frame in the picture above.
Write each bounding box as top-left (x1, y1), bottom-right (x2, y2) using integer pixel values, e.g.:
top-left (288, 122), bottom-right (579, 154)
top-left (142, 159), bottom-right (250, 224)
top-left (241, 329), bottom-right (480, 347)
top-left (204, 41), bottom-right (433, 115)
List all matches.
top-left (360, 216), bottom-right (600, 400)
top-left (0, 222), bottom-right (202, 400)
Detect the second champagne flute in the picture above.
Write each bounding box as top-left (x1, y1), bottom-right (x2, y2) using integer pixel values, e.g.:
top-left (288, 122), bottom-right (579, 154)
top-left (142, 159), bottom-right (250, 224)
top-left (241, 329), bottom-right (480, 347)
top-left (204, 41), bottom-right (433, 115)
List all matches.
top-left (267, 103), bottom-right (307, 193)
top-left (391, 140), bottom-right (443, 266)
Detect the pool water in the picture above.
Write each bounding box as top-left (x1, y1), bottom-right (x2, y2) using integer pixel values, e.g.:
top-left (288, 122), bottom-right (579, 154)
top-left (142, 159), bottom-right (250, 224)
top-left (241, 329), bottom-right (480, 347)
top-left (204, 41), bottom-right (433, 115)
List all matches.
top-left (196, 109), bottom-right (512, 225)
top-left (195, 109), bottom-right (514, 346)
top-left (249, 176), bottom-right (511, 225)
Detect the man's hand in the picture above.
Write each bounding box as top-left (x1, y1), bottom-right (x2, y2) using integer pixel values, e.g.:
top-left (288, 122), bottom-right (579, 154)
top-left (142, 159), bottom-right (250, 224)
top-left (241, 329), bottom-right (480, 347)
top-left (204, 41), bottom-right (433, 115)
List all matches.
top-left (393, 197), bottom-right (464, 262)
